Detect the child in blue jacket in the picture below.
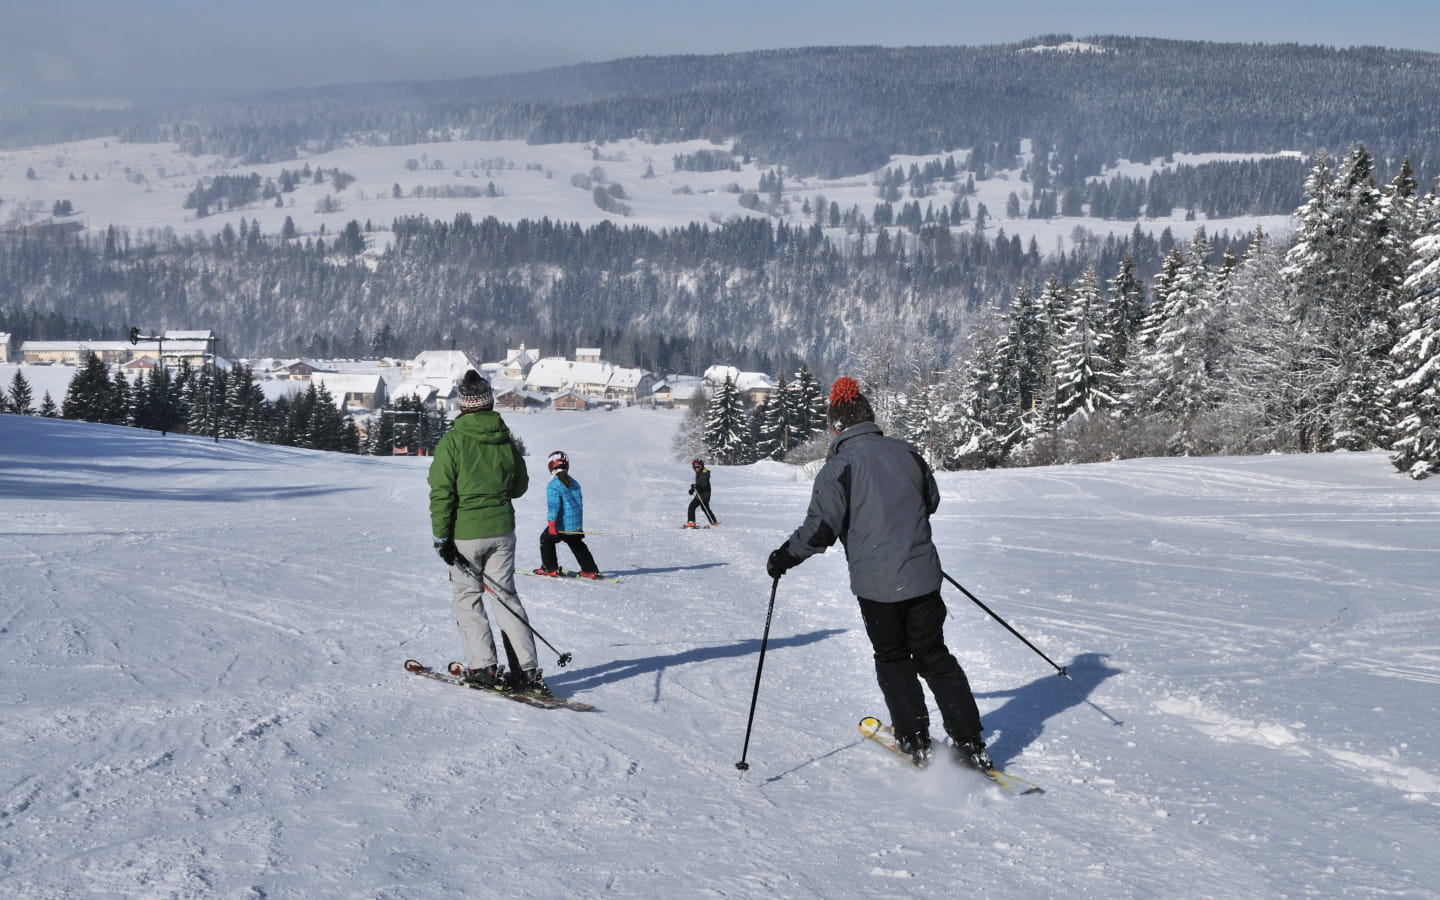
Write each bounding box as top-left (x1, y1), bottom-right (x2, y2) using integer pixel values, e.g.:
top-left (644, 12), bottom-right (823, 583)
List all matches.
top-left (534, 450), bottom-right (602, 578)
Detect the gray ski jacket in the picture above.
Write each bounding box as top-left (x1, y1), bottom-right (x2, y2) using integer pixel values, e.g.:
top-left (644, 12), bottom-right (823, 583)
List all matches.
top-left (781, 421), bottom-right (942, 602)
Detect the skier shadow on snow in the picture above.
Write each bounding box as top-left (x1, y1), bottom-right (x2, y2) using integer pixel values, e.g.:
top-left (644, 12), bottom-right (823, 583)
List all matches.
top-left (607, 561), bottom-right (727, 578)
top-left (973, 652), bottom-right (1123, 767)
top-left (550, 628), bottom-right (847, 696)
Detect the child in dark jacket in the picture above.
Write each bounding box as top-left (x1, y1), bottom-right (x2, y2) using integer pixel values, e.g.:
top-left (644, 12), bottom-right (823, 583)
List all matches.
top-left (685, 458), bottom-right (718, 527)
top-left (534, 450), bottom-right (602, 578)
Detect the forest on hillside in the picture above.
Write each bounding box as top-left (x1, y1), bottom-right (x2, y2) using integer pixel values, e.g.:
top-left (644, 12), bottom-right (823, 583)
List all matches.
top-left (5, 38), bottom-right (1440, 183)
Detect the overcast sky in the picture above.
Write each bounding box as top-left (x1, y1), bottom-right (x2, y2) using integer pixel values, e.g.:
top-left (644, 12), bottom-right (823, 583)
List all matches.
top-left (4, 0), bottom-right (1439, 100)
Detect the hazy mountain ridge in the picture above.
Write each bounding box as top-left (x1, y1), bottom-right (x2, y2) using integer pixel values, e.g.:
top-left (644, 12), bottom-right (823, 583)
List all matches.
top-left (7, 38), bottom-right (1440, 179)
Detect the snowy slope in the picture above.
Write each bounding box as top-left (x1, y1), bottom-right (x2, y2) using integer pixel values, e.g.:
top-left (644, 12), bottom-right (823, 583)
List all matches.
top-left (2, 410), bottom-right (1438, 898)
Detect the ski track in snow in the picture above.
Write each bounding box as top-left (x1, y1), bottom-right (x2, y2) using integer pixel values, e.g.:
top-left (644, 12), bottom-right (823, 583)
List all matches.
top-left (3, 411), bottom-right (1439, 898)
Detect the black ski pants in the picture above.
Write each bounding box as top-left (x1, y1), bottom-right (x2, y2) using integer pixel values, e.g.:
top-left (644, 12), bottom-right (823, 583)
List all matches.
top-left (858, 591), bottom-right (983, 745)
top-left (687, 489), bottom-right (716, 524)
top-left (539, 530), bottom-right (599, 574)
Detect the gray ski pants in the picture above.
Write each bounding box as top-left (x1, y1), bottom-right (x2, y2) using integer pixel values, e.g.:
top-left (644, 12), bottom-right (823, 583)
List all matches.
top-left (450, 533), bottom-right (538, 672)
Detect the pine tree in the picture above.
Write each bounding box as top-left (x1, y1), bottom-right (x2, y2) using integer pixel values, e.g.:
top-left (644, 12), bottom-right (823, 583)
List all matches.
top-left (185, 364), bottom-right (223, 438)
top-left (1023, 276), bottom-right (1070, 460)
top-left (1054, 266), bottom-right (1117, 421)
top-left (755, 379), bottom-right (795, 461)
top-left (62, 353), bottom-right (115, 423)
top-left (1103, 254), bottom-right (1146, 376)
top-left (1282, 146), bottom-right (1404, 451)
top-left (7, 369), bottom-right (34, 414)
top-left (791, 364), bottom-right (827, 443)
top-left (702, 376), bottom-right (750, 464)
top-left (948, 300), bottom-right (1013, 469)
top-left (1127, 235), bottom-right (1223, 453)
top-left (38, 392), bottom-right (59, 418)
top-left (1391, 193), bottom-right (1440, 479)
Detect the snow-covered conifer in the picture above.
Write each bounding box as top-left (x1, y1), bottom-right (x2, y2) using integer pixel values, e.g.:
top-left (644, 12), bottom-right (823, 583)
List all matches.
top-left (1391, 193), bottom-right (1440, 479)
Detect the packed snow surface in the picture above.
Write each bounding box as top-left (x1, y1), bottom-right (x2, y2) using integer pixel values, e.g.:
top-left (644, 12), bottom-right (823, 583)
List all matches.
top-left (2, 409), bottom-right (1438, 898)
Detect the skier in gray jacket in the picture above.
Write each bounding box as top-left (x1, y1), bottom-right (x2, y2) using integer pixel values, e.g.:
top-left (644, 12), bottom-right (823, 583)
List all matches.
top-left (767, 376), bottom-right (989, 769)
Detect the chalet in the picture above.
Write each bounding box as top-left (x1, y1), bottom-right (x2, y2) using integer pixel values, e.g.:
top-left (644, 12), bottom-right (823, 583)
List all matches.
top-left (703, 365), bottom-right (777, 406)
top-left (284, 360), bottom-right (325, 380)
top-left (605, 366), bottom-right (655, 404)
top-left (552, 390), bottom-right (591, 411)
top-left (409, 350), bottom-right (476, 382)
top-left (312, 372), bottom-right (387, 411)
top-left (526, 356), bottom-right (614, 396)
top-left (121, 356), bottom-right (159, 373)
top-left (652, 375), bottom-right (705, 409)
top-left (0, 333), bottom-right (10, 364)
top-left (495, 389), bottom-right (549, 411)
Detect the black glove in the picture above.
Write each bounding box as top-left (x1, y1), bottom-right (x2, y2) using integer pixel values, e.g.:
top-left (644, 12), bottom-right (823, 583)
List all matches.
top-left (767, 544), bottom-right (800, 579)
top-left (434, 537), bottom-right (458, 566)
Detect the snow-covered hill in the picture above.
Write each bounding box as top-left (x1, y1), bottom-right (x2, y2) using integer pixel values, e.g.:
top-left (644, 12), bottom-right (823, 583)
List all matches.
top-left (0, 135), bottom-right (1295, 257)
top-left (2, 410), bottom-right (1437, 897)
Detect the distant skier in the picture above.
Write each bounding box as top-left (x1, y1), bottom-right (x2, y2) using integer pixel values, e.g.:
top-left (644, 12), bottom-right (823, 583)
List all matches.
top-left (534, 450), bottom-right (603, 579)
top-left (765, 376), bottom-right (989, 769)
top-left (428, 370), bottom-right (551, 696)
top-left (685, 457), bottom-right (718, 527)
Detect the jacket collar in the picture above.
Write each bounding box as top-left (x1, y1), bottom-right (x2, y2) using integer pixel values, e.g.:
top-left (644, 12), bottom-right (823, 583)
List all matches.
top-left (828, 421), bottom-right (883, 455)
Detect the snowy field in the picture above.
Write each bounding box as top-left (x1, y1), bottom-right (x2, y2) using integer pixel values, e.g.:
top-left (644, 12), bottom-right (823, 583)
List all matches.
top-left (2, 409), bottom-right (1437, 897)
top-left (0, 134), bottom-right (1295, 258)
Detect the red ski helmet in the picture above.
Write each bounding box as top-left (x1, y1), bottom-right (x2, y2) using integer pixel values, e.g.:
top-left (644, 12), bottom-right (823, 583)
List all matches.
top-left (547, 450), bottom-right (569, 472)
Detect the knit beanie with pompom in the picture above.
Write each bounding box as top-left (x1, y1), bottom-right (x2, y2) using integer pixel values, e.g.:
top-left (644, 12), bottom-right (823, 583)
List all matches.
top-left (827, 376), bottom-right (875, 432)
top-left (457, 370), bottom-right (493, 412)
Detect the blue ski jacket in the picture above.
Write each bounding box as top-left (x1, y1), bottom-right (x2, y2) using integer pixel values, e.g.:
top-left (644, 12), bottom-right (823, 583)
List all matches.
top-left (546, 474), bottom-right (585, 533)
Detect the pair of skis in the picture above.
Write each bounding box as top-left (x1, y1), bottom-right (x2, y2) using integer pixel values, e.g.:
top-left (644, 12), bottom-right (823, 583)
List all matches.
top-left (518, 569), bottom-right (620, 583)
top-left (858, 716), bottom-right (1042, 795)
top-left (403, 659), bottom-right (595, 711)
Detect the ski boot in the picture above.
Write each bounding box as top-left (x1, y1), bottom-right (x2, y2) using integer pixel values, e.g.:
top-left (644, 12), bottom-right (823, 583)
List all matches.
top-left (532, 567), bottom-right (560, 577)
top-left (459, 664), bottom-right (511, 692)
top-left (515, 667), bottom-right (553, 697)
top-left (951, 732), bottom-right (994, 771)
top-left (896, 731), bottom-right (934, 768)
top-left (578, 570), bottom-right (604, 580)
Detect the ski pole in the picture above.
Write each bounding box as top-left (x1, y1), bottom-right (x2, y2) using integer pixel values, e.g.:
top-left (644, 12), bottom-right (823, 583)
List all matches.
top-left (941, 570), bottom-right (1068, 677)
top-left (559, 530), bottom-right (634, 537)
top-left (690, 486), bottom-right (719, 526)
top-left (735, 577), bottom-right (780, 771)
top-left (454, 556), bottom-right (574, 668)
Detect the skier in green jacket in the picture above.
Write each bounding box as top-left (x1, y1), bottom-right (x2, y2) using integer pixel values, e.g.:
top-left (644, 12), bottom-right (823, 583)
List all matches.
top-left (428, 370), bottom-right (550, 695)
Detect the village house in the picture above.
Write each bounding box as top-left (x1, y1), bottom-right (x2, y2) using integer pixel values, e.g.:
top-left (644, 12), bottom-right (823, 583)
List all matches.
top-left (523, 349), bottom-right (655, 404)
top-left (386, 381), bottom-right (442, 413)
top-left (20, 331), bottom-right (215, 368)
top-left (499, 345), bottom-right (539, 379)
top-left (495, 388), bottom-right (549, 411)
top-left (650, 375), bottom-right (705, 409)
top-left (283, 360), bottom-right (326, 380)
top-left (121, 356), bottom-right (159, 373)
top-left (605, 367), bottom-right (656, 404)
top-left (311, 372), bottom-right (387, 411)
top-left (551, 389), bottom-right (590, 411)
top-left (703, 364), bottom-right (777, 406)
top-left (0, 333), bottom-right (11, 364)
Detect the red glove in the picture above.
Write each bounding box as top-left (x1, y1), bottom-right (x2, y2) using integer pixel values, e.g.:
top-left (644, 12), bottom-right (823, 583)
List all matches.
top-left (547, 520), bottom-right (558, 535)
